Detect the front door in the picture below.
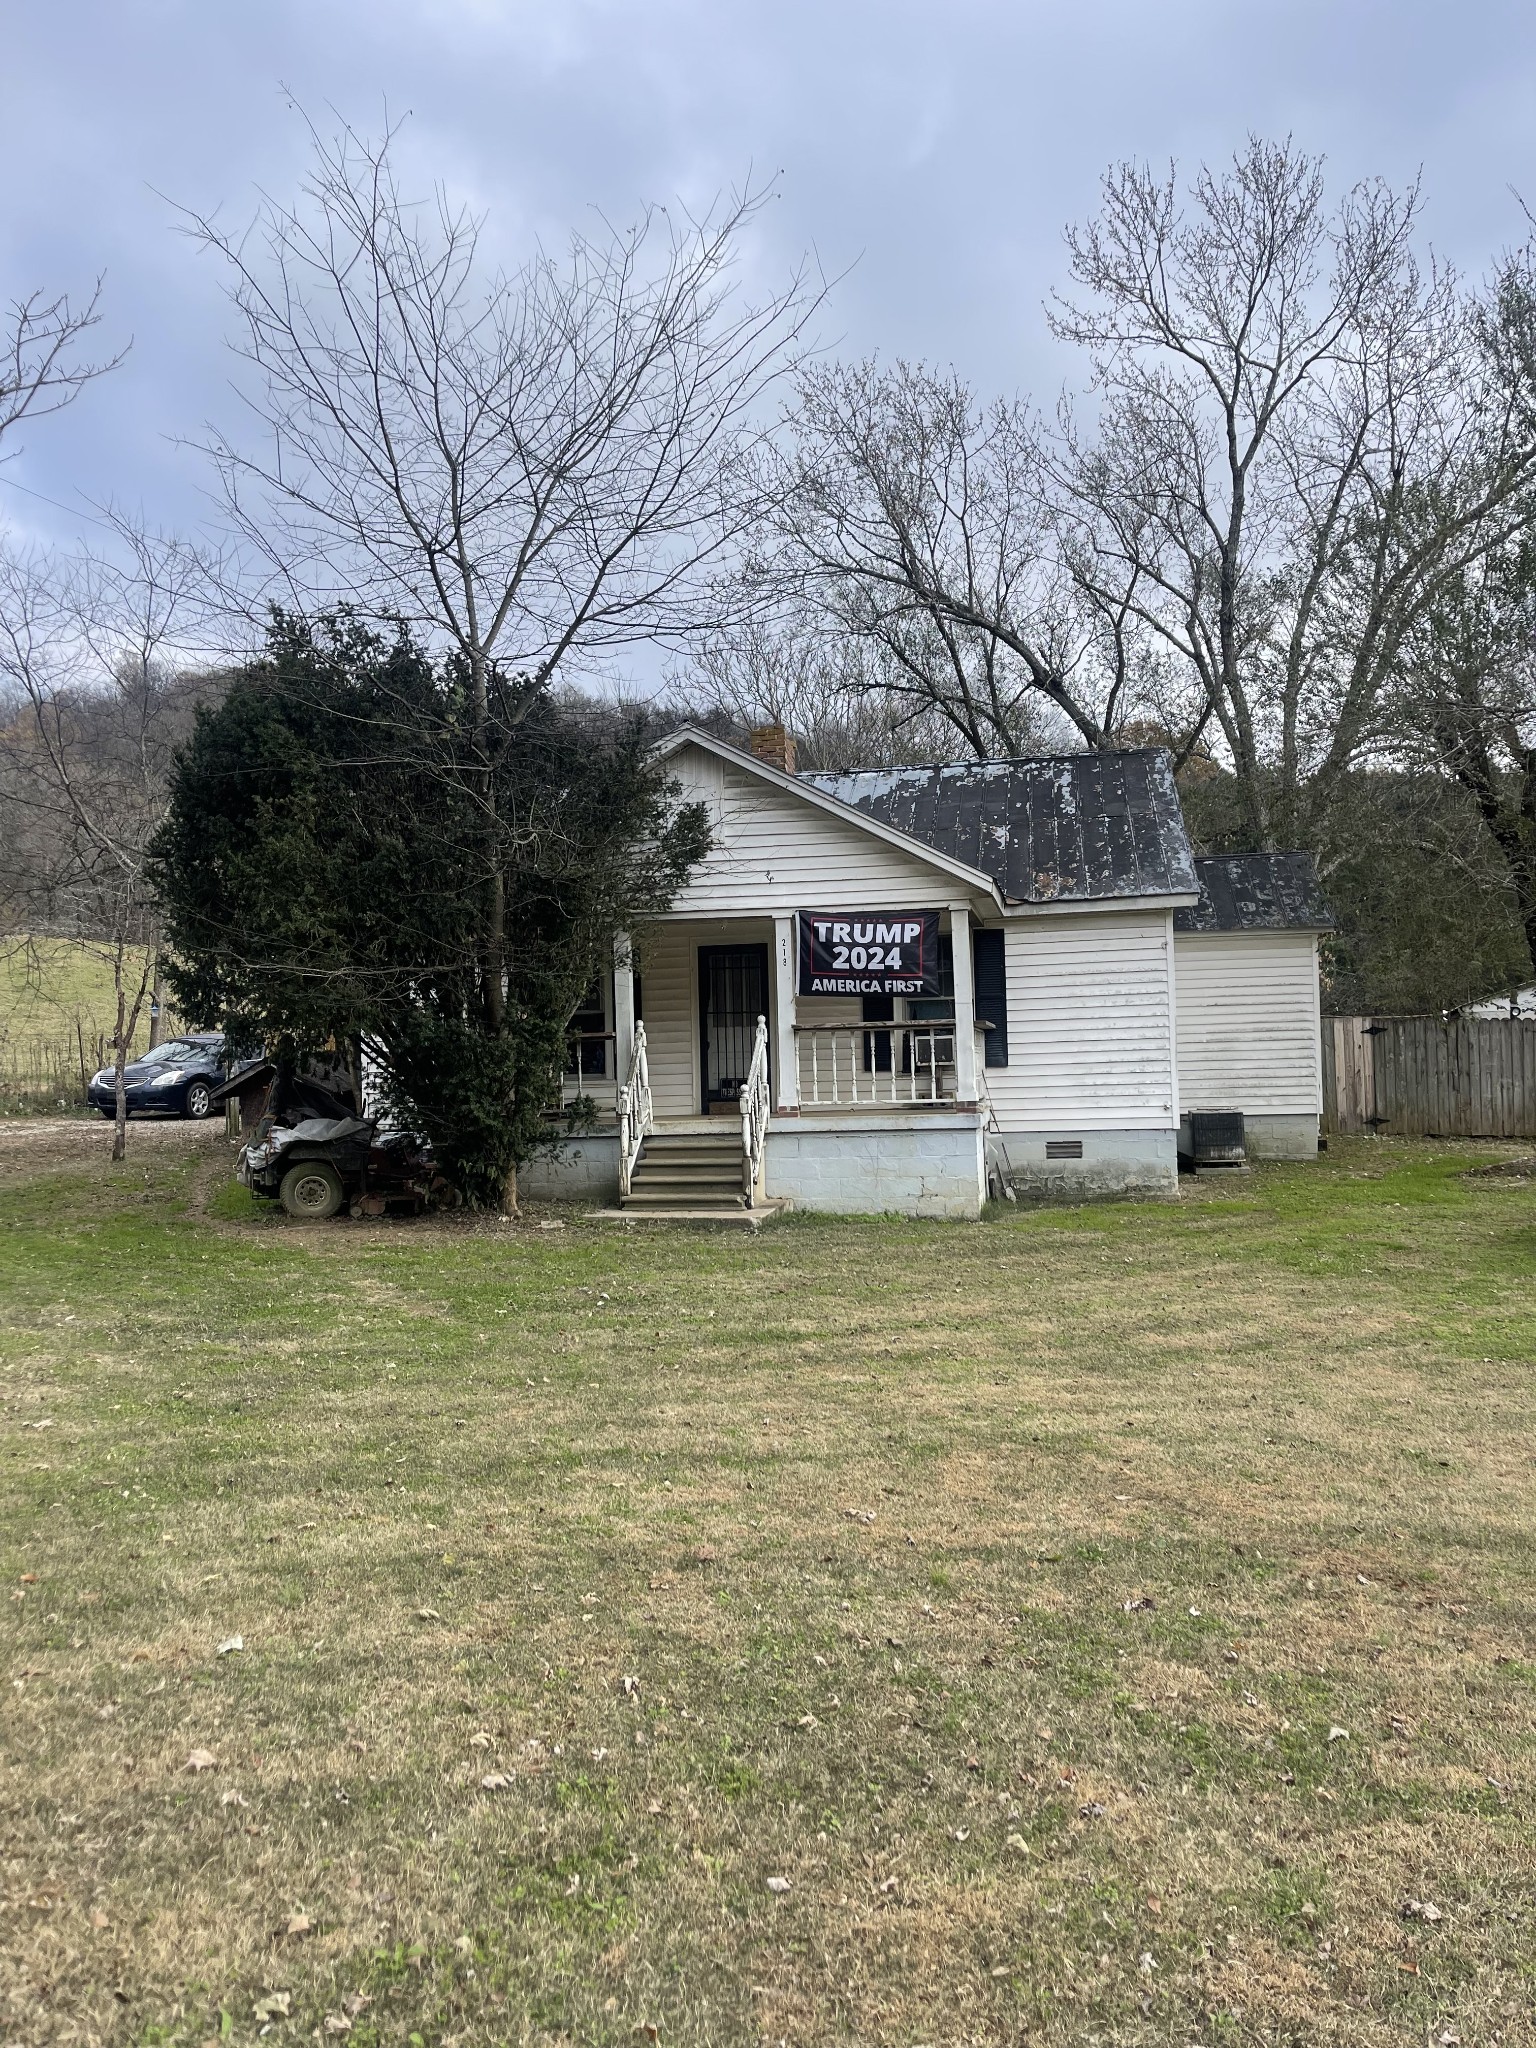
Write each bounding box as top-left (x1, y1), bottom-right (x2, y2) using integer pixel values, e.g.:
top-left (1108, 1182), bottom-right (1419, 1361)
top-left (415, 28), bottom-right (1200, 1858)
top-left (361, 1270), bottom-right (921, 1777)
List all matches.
top-left (698, 945), bottom-right (769, 1114)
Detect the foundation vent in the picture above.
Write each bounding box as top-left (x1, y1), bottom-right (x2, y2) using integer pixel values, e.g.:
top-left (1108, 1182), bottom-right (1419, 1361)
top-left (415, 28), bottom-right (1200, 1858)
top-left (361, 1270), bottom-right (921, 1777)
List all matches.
top-left (1045, 1139), bottom-right (1084, 1161)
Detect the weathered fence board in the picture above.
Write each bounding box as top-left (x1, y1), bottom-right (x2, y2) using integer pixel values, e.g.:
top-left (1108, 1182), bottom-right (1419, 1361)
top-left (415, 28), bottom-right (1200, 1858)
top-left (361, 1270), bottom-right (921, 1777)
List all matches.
top-left (1323, 1016), bottom-right (1536, 1138)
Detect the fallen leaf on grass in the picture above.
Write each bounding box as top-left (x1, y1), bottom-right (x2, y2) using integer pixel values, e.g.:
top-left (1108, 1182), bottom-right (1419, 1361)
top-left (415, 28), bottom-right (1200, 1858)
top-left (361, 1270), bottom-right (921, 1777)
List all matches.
top-left (765, 1876), bottom-right (791, 1894)
top-left (89, 1910), bottom-right (109, 1929)
top-left (217, 1635), bottom-right (243, 1657)
top-left (468, 1730), bottom-right (492, 1749)
top-left (414, 1607), bottom-right (442, 1622)
top-left (285, 1913), bottom-right (312, 1937)
top-left (1328, 1725), bottom-right (1349, 1742)
top-left (480, 1772), bottom-right (513, 1791)
top-left (186, 1748), bottom-right (218, 1772)
top-left (219, 1789), bottom-right (249, 1809)
top-left (252, 1993), bottom-right (291, 2022)
top-left (1403, 1898), bottom-right (1444, 1923)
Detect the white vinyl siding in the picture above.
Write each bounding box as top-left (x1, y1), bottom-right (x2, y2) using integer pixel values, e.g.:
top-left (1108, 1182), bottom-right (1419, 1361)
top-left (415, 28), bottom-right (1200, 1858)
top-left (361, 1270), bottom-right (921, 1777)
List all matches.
top-left (1174, 931), bottom-right (1322, 1116)
top-left (668, 746), bottom-right (967, 914)
top-left (985, 912), bottom-right (1177, 1131)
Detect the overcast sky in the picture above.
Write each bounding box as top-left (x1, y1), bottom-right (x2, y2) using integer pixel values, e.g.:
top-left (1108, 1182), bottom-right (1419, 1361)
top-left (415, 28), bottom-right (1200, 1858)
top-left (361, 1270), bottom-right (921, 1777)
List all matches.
top-left (4, 0), bottom-right (1535, 612)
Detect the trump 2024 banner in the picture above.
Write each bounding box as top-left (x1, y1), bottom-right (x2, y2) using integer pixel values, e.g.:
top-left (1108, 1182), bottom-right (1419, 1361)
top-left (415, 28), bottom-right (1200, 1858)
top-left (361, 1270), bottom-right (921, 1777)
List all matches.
top-left (797, 911), bottom-right (942, 997)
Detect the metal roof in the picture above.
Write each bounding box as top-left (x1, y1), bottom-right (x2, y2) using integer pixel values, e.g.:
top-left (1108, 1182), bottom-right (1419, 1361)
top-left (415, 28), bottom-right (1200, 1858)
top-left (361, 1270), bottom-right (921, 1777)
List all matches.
top-left (1174, 853), bottom-right (1334, 934)
top-left (801, 751), bottom-right (1197, 906)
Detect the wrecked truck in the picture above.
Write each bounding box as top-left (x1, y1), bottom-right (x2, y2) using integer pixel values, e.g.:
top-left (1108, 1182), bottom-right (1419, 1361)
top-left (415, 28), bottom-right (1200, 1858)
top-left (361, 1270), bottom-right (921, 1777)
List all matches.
top-left (221, 1060), bottom-right (441, 1219)
top-left (239, 1114), bottom-right (440, 1219)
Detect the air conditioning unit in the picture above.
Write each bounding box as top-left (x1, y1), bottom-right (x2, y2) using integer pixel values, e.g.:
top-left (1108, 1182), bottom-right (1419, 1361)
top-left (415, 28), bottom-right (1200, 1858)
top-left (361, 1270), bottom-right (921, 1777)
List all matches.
top-left (1187, 1109), bottom-right (1246, 1170)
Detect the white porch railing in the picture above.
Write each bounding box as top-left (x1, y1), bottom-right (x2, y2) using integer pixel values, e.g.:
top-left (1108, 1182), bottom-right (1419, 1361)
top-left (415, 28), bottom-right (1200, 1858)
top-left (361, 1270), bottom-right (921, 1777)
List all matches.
top-left (739, 1014), bottom-right (770, 1205)
top-left (617, 1021), bottom-right (652, 1199)
top-left (794, 1022), bottom-right (988, 1107)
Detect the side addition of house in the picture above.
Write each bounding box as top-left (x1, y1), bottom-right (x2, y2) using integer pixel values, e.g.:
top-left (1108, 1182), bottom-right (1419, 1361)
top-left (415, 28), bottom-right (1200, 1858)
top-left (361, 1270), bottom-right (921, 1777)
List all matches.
top-left (1172, 853), bottom-right (1334, 1161)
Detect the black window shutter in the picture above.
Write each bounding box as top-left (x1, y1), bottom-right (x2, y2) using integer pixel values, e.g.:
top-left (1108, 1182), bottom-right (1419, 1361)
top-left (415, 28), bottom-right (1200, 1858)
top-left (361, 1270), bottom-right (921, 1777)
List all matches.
top-left (972, 928), bottom-right (1009, 1067)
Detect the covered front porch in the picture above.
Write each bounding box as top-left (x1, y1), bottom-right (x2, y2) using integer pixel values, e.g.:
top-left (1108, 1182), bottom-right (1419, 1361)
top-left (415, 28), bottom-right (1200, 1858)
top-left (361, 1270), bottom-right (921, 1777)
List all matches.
top-left (619, 910), bottom-right (985, 1118)
top-left (531, 911), bottom-right (990, 1217)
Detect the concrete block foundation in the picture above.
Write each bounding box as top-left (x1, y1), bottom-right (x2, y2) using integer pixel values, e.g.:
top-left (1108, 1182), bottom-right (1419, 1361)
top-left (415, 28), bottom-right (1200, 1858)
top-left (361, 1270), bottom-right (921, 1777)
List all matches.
top-left (988, 1128), bottom-right (1178, 1203)
top-left (519, 1132), bottom-right (621, 1205)
top-left (765, 1112), bottom-right (986, 1219)
top-left (1236, 1112), bottom-right (1320, 1160)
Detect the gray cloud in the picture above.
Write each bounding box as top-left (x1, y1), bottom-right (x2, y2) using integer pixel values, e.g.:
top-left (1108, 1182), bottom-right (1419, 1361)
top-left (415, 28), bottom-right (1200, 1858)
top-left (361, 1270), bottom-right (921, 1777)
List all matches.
top-left (3, 0), bottom-right (1533, 585)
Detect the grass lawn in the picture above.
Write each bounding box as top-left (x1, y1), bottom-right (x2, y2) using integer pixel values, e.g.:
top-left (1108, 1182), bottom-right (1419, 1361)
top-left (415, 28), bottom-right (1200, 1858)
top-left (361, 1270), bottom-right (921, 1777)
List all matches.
top-left (2, 1122), bottom-right (1534, 2047)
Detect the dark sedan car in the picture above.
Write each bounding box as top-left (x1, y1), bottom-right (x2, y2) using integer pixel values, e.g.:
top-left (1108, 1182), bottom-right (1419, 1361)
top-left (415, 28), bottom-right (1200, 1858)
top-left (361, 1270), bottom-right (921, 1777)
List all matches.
top-left (87, 1034), bottom-right (227, 1120)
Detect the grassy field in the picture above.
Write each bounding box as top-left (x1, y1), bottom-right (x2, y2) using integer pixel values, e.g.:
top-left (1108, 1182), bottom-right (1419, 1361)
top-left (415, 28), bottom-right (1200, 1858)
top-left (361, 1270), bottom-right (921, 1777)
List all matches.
top-left (0, 940), bottom-right (182, 1114)
top-left (2, 1122), bottom-right (1534, 2048)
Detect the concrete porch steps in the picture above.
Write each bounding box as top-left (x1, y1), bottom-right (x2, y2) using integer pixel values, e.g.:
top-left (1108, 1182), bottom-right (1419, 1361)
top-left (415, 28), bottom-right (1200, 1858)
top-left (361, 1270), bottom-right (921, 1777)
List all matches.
top-left (620, 1128), bottom-right (749, 1214)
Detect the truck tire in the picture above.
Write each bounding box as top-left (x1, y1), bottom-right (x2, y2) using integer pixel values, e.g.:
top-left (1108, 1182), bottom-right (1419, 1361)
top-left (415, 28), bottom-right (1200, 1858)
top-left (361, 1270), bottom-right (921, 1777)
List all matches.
top-left (279, 1160), bottom-right (345, 1220)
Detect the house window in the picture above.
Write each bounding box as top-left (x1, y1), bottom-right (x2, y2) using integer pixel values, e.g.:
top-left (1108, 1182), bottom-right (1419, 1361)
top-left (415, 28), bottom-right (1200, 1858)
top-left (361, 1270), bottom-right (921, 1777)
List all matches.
top-left (566, 980), bottom-right (609, 1078)
top-left (860, 992), bottom-right (895, 1072)
top-left (858, 931), bottom-right (1010, 1073)
top-left (907, 933), bottom-right (955, 1024)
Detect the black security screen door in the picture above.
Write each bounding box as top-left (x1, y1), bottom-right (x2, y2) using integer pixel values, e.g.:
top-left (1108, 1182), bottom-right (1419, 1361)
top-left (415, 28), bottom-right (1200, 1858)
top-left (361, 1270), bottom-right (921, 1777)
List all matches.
top-left (698, 945), bottom-right (768, 1111)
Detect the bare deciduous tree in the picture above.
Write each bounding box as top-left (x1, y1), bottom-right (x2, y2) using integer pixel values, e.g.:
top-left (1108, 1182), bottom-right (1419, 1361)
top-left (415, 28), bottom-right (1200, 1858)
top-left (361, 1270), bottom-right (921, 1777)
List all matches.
top-left (0, 524), bottom-right (219, 1156)
top-left (181, 114), bottom-right (823, 1039)
top-left (0, 280), bottom-right (126, 458)
top-left (1051, 138), bottom-right (1536, 844)
top-left (664, 614), bottom-right (964, 769)
top-left (765, 360), bottom-right (1120, 757)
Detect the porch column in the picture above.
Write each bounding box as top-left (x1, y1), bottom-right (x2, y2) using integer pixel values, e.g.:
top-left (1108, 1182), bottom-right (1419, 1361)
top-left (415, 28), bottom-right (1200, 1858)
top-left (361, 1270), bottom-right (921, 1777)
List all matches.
top-left (612, 931), bottom-right (635, 1099)
top-left (772, 913), bottom-right (799, 1112)
top-left (950, 904), bottom-right (979, 1106)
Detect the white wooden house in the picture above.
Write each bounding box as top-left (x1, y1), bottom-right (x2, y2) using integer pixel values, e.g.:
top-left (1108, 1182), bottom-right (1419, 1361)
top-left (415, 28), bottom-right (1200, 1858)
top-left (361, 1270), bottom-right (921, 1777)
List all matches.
top-left (524, 727), bottom-right (1331, 1217)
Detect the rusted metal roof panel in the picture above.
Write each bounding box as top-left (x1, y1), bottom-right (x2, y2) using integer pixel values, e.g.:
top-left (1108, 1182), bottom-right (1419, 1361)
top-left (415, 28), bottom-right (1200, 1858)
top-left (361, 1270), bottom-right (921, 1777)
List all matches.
top-left (1175, 853), bottom-right (1335, 933)
top-left (802, 750), bottom-right (1197, 905)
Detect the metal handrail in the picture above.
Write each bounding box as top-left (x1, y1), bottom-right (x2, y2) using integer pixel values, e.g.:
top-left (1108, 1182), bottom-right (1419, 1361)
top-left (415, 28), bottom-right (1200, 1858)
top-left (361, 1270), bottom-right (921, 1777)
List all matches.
top-left (617, 1021), bottom-right (652, 1199)
top-left (739, 1015), bottom-right (770, 1206)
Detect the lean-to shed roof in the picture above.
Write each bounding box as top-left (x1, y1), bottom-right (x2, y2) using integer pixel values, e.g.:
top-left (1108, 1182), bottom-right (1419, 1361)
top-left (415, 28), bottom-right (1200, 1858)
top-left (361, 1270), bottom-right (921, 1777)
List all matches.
top-left (800, 750), bottom-right (1197, 906)
top-left (1174, 853), bottom-right (1334, 934)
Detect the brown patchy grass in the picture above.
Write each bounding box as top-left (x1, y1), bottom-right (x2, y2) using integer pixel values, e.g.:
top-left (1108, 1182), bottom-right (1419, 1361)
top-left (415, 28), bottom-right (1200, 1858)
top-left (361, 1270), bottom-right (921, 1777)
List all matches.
top-left (2, 1122), bottom-right (1535, 2047)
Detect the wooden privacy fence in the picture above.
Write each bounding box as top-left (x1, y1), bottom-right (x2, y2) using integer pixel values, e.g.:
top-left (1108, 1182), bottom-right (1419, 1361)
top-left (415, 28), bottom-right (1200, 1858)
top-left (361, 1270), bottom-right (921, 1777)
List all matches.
top-left (1323, 1015), bottom-right (1536, 1138)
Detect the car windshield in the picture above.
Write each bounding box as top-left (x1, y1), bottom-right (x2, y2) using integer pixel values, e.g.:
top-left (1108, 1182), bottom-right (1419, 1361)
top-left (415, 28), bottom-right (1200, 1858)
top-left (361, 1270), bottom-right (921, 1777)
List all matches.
top-left (133, 1038), bottom-right (207, 1069)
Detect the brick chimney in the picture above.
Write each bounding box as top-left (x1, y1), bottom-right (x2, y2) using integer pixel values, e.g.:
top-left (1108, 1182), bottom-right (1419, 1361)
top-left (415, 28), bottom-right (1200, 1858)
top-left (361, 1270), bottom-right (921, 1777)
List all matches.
top-left (749, 722), bottom-right (797, 775)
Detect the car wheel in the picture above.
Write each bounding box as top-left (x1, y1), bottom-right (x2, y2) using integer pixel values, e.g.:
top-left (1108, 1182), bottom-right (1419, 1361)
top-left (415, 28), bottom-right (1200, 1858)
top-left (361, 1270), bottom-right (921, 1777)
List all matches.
top-left (183, 1080), bottom-right (215, 1120)
top-left (279, 1160), bottom-right (345, 1220)
top-left (97, 1106), bottom-right (116, 1119)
